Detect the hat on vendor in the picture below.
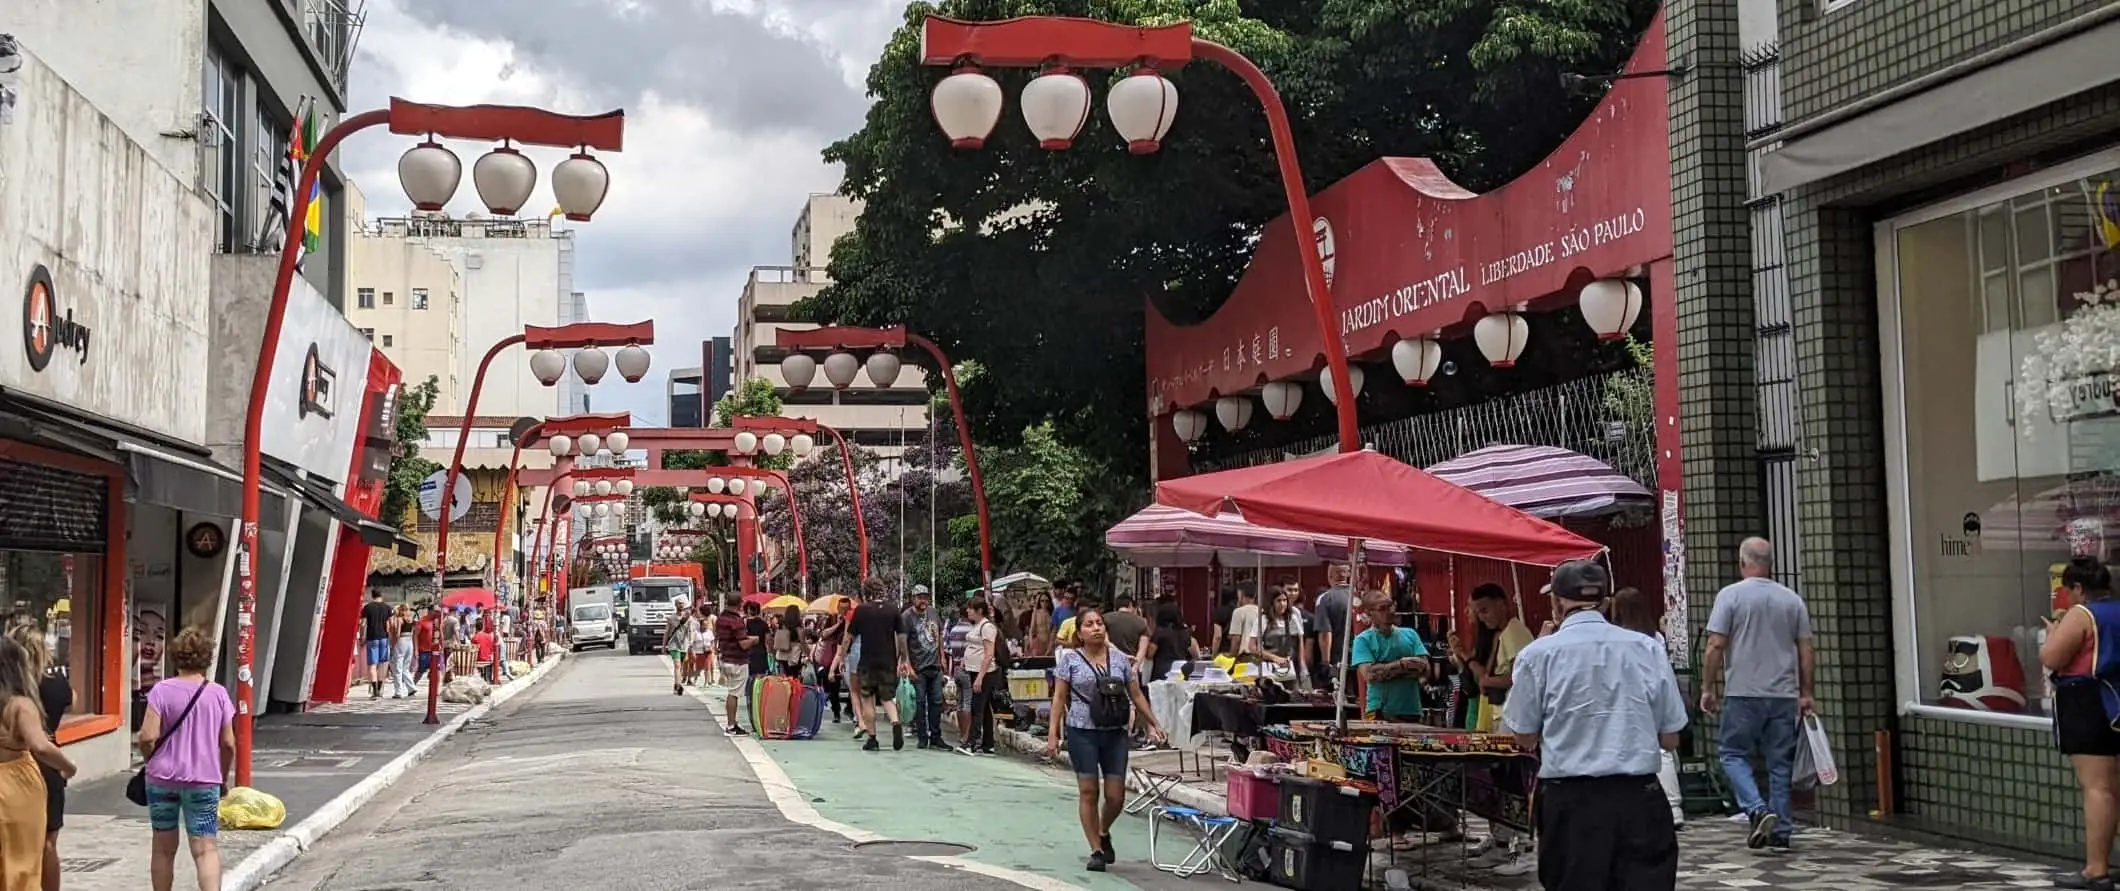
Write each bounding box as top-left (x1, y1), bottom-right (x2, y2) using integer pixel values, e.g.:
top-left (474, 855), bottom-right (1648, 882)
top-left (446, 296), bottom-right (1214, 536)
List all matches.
top-left (1549, 560), bottom-right (1611, 602)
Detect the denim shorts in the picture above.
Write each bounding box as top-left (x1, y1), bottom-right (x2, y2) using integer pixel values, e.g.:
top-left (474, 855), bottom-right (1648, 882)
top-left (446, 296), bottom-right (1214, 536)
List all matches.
top-left (1065, 726), bottom-right (1129, 781)
top-left (365, 639), bottom-right (391, 665)
top-left (954, 671), bottom-right (975, 713)
top-left (147, 783), bottom-right (221, 837)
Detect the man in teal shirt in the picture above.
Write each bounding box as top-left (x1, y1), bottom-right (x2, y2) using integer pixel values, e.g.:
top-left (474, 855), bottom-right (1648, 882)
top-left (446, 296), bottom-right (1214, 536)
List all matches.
top-left (1352, 589), bottom-right (1432, 719)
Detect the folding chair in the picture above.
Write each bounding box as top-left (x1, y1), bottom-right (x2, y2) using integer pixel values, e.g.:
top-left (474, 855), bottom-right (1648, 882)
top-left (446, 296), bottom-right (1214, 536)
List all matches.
top-left (1126, 767), bottom-right (1184, 815)
top-left (1148, 805), bottom-right (1245, 881)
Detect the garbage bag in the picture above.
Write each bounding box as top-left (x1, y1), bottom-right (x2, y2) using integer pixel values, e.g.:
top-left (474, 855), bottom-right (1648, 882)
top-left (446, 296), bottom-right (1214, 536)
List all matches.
top-left (442, 675), bottom-right (492, 704)
top-left (506, 660), bottom-right (531, 676)
top-left (218, 786), bottom-right (286, 830)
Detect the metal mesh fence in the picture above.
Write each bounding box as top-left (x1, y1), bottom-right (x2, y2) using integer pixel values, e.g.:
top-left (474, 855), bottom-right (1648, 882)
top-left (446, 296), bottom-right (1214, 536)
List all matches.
top-left (1196, 366), bottom-right (1657, 488)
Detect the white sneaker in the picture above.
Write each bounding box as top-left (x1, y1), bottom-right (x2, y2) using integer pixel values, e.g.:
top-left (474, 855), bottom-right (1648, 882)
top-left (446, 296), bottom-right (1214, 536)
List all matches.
top-left (1467, 844), bottom-right (1514, 869)
top-left (1461, 837), bottom-right (1498, 859)
top-left (1490, 850), bottom-right (1537, 877)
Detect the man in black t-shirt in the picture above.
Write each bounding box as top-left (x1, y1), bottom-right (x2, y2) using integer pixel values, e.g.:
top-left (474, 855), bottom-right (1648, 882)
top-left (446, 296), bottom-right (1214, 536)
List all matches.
top-left (849, 577), bottom-right (910, 751)
top-left (743, 602), bottom-right (772, 713)
top-left (361, 591), bottom-right (394, 699)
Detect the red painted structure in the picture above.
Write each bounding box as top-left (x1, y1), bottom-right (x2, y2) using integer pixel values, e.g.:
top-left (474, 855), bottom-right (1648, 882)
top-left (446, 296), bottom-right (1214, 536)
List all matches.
top-left (1144, 14), bottom-right (1682, 634)
top-left (307, 349), bottom-right (403, 705)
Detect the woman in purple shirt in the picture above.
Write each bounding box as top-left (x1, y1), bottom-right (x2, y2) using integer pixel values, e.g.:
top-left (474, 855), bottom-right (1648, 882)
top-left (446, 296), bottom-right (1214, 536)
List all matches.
top-left (138, 626), bottom-right (235, 891)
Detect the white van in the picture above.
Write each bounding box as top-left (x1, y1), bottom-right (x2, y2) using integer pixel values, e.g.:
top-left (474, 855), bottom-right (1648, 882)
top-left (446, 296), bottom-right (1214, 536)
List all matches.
top-left (568, 586), bottom-right (618, 651)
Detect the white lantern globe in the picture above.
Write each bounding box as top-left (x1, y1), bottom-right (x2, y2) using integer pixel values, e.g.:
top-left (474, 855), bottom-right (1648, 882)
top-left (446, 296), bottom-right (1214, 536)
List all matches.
top-left (1261, 381), bottom-right (1304, 421)
top-left (614, 480), bottom-right (634, 497)
top-left (1321, 365), bottom-right (1366, 406)
top-left (593, 503), bottom-right (610, 517)
top-left (1391, 338), bottom-right (1444, 387)
top-left (615, 344), bottom-right (653, 383)
top-left (1021, 69), bottom-right (1092, 150)
top-left (707, 477), bottom-right (727, 495)
top-left (822, 352), bottom-right (861, 389)
top-left (865, 353), bottom-right (902, 388)
top-left (528, 349), bottom-right (568, 386)
top-left (733, 431), bottom-right (759, 455)
top-left (1170, 409), bottom-right (1207, 443)
top-left (1578, 279), bottom-right (1643, 341)
top-left (789, 434), bottom-right (815, 457)
top-left (552, 152), bottom-right (611, 222)
top-left (1106, 68), bottom-right (1180, 154)
top-left (578, 433), bottom-right (602, 455)
top-left (605, 431), bottom-right (630, 453)
top-left (572, 480), bottom-right (591, 497)
top-left (780, 353), bottom-right (819, 390)
top-left (1474, 311), bottom-right (1531, 368)
top-left (762, 433), bottom-right (787, 456)
top-left (1215, 396), bottom-right (1254, 432)
top-left (472, 146), bottom-right (537, 216)
top-left (573, 502), bottom-right (589, 517)
top-left (397, 141), bottom-right (462, 212)
top-left (688, 501), bottom-right (707, 518)
top-left (930, 67), bottom-right (1004, 150)
top-left (593, 480), bottom-right (613, 497)
top-left (548, 434), bottom-right (574, 457)
top-left (573, 347), bottom-right (610, 385)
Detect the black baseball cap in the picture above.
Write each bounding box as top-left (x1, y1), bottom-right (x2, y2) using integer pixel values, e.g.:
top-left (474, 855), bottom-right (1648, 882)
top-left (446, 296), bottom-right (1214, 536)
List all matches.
top-left (1549, 560), bottom-right (1611, 601)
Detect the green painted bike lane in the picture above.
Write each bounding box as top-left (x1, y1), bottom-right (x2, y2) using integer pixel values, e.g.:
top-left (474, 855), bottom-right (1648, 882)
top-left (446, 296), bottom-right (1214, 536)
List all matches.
top-left (754, 719), bottom-right (1204, 891)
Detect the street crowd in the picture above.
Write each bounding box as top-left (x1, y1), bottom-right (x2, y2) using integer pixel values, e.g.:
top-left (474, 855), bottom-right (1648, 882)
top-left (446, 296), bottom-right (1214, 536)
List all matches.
top-left (352, 592), bottom-right (557, 700)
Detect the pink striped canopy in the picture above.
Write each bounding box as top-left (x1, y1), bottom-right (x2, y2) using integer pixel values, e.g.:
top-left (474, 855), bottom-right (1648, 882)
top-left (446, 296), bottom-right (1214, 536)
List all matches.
top-left (1426, 444), bottom-right (1652, 519)
top-left (1105, 504), bottom-right (1415, 568)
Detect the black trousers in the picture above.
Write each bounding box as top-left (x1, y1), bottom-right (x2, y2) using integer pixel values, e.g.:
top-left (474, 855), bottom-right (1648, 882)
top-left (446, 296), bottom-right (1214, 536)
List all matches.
top-left (1535, 774), bottom-right (1677, 891)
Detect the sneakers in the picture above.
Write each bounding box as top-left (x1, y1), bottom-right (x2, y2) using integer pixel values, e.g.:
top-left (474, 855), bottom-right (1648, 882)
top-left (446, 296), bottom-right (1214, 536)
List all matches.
top-left (725, 724), bottom-right (747, 737)
top-left (2053, 872), bottom-right (2116, 890)
top-left (854, 728), bottom-right (868, 740)
top-left (1746, 811), bottom-right (1780, 850)
top-left (1466, 842), bottom-right (1513, 869)
top-left (1490, 851), bottom-right (1537, 877)
top-left (1085, 852), bottom-right (1107, 872)
top-left (1764, 836), bottom-right (1792, 852)
top-left (862, 737), bottom-right (881, 752)
top-left (1100, 834), bottom-right (1115, 863)
top-left (892, 722), bottom-right (905, 751)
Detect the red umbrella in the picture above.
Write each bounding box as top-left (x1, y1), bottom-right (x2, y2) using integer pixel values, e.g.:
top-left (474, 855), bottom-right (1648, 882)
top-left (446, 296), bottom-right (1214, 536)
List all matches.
top-left (1155, 450), bottom-right (1603, 567)
top-left (442, 589), bottom-right (497, 611)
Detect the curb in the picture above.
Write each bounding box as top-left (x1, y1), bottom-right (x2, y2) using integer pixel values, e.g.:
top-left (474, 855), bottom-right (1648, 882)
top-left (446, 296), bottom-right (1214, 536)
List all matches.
top-left (222, 653), bottom-right (569, 890)
top-left (993, 726), bottom-right (1231, 816)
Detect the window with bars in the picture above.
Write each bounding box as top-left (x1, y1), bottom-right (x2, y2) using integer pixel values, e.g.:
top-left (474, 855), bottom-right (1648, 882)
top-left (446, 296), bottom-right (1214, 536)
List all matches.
top-left (200, 48), bottom-right (243, 253)
top-left (1745, 40), bottom-right (1802, 592)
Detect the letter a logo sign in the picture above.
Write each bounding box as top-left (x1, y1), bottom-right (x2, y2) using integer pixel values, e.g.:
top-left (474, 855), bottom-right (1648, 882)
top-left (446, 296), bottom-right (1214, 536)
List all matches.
top-left (22, 265), bottom-right (54, 372)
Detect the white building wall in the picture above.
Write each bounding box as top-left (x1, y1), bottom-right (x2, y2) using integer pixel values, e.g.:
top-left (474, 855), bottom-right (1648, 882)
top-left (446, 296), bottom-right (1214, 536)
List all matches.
top-left (368, 217), bottom-right (568, 420)
top-left (4, 1), bottom-right (209, 187)
top-left (346, 191), bottom-right (466, 408)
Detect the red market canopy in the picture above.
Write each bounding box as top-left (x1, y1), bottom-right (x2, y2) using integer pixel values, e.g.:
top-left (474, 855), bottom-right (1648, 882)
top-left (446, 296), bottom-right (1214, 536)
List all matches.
top-left (1154, 450), bottom-right (1603, 568)
top-left (441, 588), bottom-right (497, 611)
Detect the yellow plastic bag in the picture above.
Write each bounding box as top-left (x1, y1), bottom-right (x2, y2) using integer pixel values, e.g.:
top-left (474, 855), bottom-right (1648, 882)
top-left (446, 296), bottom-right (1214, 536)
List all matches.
top-left (218, 786), bottom-right (286, 830)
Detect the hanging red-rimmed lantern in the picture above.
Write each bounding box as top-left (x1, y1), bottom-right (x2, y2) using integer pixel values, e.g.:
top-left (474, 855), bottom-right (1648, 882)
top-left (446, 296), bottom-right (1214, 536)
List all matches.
top-left (1020, 67), bottom-right (1092, 150)
top-left (1105, 67), bottom-right (1180, 154)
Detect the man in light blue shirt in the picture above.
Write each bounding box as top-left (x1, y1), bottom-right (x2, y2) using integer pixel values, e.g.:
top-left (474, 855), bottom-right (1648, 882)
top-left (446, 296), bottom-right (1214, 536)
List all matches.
top-left (1504, 560), bottom-right (1686, 891)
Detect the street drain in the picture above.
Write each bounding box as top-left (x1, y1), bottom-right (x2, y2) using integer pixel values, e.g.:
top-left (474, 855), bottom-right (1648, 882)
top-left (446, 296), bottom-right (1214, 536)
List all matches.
top-left (1866, 867), bottom-right (1994, 885)
top-left (852, 840), bottom-right (977, 857)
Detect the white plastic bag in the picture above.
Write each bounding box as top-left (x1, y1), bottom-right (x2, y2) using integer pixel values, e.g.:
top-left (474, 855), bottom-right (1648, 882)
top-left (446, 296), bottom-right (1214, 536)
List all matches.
top-left (1795, 713), bottom-right (1838, 787)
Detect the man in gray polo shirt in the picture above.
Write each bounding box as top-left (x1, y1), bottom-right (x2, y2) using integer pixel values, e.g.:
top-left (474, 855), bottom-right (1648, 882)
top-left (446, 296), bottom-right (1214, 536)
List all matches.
top-left (1700, 537), bottom-right (1814, 851)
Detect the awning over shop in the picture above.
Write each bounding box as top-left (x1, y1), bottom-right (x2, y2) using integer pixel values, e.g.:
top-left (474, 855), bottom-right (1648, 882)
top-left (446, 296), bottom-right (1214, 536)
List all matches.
top-left (0, 386), bottom-right (288, 517)
top-left (262, 460), bottom-right (418, 557)
top-left (1105, 504), bottom-right (1415, 567)
top-left (1425, 444), bottom-right (1652, 519)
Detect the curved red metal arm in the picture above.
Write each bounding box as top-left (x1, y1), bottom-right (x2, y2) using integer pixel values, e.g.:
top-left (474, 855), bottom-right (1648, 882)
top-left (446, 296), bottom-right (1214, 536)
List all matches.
top-left (493, 422), bottom-right (542, 591)
top-left (904, 333), bottom-right (994, 593)
top-left (819, 424), bottom-right (868, 581)
top-left (433, 333), bottom-right (527, 588)
top-left (717, 466), bottom-right (809, 595)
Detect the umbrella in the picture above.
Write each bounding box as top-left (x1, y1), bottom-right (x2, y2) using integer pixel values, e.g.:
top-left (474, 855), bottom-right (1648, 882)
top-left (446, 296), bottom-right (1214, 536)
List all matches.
top-left (441, 589), bottom-right (496, 611)
top-left (1426, 444), bottom-right (1653, 519)
top-left (742, 591), bottom-right (782, 607)
top-left (1105, 504), bottom-right (1415, 567)
top-left (762, 595), bottom-right (806, 611)
top-left (807, 594), bottom-right (851, 614)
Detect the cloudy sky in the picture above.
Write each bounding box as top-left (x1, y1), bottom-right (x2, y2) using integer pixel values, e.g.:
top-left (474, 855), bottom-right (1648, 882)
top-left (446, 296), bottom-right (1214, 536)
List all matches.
top-left (343, 0), bottom-right (907, 423)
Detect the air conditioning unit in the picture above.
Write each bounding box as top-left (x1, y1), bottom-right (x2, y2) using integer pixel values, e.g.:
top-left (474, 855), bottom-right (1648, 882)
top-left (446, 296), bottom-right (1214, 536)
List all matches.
top-left (465, 253), bottom-right (484, 269)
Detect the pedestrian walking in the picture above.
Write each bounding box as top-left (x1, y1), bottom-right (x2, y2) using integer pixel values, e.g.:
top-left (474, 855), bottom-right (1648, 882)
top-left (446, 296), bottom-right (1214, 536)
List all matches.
top-left (1605, 586), bottom-right (1689, 830)
top-left (960, 599), bottom-right (1002, 755)
top-left (816, 602), bottom-right (849, 723)
top-left (1, 629), bottom-right (74, 891)
top-left (2039, 556), bottom-right (2119, 891)
top-left (1311, 567), bottom-right (1354, 691)
top-left (1457, 583), bottom-right (1538, 875)
top-left (901, 586), bottom-right (946, 749)
top-left (944, 604), bottom-right (973, 741)
top-left (775, 605), bottom-right (808, 679)
top-left (1045, 608), bottom-right (1166, 872)
top-left (848, 578), bottom-right (910, 752)
top-left (1699, 536), bottom-right (1814, 850)
top-left (388, 604), bottom-right (417, 698)
top-left (414, 603), bottom-right (441, 686)
top-left (137, 626), bottom-right (238, 891)
top-left (712, 595), bottom-right (756, 736)
top-left (359, 590), bottom-right (393, 699)
top-left (1504, 560), bottom-right (1687, 891)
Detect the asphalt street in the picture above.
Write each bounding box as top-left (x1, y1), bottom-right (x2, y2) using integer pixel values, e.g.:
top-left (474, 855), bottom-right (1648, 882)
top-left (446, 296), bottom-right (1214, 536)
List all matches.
top-left (260, 648), bottom-right (1037, 891)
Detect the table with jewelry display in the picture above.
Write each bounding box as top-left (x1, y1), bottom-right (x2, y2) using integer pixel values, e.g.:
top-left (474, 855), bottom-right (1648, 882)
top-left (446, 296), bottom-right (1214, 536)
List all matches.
top-left (1264, 720), bottom-right (1537, 834)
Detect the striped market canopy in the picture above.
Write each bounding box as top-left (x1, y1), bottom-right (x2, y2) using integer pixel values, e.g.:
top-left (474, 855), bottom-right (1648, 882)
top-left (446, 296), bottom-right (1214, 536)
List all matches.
top-left (1105, 504), bottom-right (1416, 568)
top-left (1425, 444), bottom-right (1653, 519)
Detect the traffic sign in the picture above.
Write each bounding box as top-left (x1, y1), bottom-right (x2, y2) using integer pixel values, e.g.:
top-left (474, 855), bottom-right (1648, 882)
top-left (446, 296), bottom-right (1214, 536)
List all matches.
top-left (417, 470), bottom-right (474, 522)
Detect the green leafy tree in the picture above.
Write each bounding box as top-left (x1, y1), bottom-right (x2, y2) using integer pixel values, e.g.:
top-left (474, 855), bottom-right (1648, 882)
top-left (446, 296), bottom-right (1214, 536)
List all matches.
top-left (811, 0), bottom-right (1656, 474)
top-left (641, 376), bottom-right (793, 526)
top-left (381, 375), bottom-right (442, 529)
top-left (957, 421), bottom-right (1144, 595)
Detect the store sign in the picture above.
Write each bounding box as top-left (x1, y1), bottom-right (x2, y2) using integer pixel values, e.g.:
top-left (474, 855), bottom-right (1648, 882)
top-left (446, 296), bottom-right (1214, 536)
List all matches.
top-left (185, 522), bottom-right (227, 559)
top-left (2050, 371), bottom-right (2120, 423)
top-left (260, 280), bottom-right (374, 480)
top-left (298, 344), bottom-right (337, 419)
top-left (21, 264), bottom-right (91, 372)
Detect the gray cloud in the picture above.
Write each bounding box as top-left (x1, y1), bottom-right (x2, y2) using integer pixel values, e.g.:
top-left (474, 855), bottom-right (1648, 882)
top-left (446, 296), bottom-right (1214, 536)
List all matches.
top-left (391, 0), bottom-right (869, 138)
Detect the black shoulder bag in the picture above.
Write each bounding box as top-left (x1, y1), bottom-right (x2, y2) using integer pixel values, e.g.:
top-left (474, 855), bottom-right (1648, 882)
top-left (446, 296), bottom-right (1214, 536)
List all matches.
top-left (1073, 650), bottom-right (1134, 730)
top-left (127, 681), bottom-right (210, 806)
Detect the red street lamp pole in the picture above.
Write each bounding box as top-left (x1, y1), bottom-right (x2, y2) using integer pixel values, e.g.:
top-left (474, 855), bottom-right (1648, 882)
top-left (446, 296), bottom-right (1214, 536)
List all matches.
top-left (232, 99), bottom-right (623, 786)
top-left (733, 416), bottom-right (868, 581)
top-left (775, 326), bottom-right (994, 593)
top-left (713, 465), bottom-right (810, 595)
top-left (918, 16), bottom-right (1360, 454)
top-left (492, 420), bottom-right (543, 593)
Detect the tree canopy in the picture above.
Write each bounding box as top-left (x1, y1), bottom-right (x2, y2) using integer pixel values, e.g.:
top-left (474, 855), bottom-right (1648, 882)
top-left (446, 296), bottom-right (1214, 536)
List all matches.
top-left (382, 375), bottom-right (441, 529)
top-left (812, 0), bottom-right (1657, 476)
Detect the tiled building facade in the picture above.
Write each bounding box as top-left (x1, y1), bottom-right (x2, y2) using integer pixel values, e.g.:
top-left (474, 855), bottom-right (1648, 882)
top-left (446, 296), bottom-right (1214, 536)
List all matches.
top-left (1674, 0), bottom-right (2120, 856)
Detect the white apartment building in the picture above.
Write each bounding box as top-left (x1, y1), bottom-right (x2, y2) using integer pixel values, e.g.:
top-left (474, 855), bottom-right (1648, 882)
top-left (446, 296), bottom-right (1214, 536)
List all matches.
top-left (358, 214), bottom-right (579, 419)
top-left (734, 195), bottom-right (930, 455)
top-left (342, 182), bottom-right (465, 408)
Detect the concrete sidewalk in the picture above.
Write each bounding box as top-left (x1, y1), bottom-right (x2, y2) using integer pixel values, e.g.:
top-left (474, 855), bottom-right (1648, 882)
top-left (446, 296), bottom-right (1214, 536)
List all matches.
top-left (62, 655), bottom-right (565, 891)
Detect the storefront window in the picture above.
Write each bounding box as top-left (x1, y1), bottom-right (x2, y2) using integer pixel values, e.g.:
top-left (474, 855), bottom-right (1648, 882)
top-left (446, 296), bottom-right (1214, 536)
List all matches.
top-left (1891, 158), bottom-right (2120, 719)
top-left (0, 550), bottom-right (103, 719)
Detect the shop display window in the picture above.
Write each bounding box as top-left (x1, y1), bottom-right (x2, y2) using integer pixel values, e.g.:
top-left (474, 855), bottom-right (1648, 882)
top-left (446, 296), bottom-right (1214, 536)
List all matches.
top-left (1887, 157), bottom-right (2120, 720)
top-left (0, 550), bottom-right (103, 719)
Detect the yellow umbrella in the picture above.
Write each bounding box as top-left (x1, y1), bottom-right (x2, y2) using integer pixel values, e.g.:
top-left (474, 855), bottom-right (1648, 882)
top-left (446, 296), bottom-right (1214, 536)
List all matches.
top-left (807, 594), bottom-right (850, 614)
top-left (763, 595), bottom-right (807, 612)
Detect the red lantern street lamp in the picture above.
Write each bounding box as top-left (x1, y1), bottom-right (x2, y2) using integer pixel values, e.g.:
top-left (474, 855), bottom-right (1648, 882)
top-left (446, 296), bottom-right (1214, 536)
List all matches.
top-left (775, 326), bottom-right (994, 594)
top-left (702, 466), bottom-right (810, 596)
top-left (731, 416), bottom-right (869, 582)
top-left (918, 16), bottom-right (1360, 454)
top-left (233, 99), bottom-right (623, 787)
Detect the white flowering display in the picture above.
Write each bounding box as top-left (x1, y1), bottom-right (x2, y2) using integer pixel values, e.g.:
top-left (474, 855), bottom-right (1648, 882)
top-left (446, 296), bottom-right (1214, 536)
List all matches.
top-left (2016, 278), bottom-right (2120, 430)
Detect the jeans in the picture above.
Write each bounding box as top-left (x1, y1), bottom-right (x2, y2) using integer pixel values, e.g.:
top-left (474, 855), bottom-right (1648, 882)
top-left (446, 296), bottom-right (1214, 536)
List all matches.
top-left (912, 666), bottom-right (944, 744)
top-left (1717, 695), bottom-right (1798, 839)
top-left (968, 672), bottom-right (997, 751)
top-left (391, 635), bottom-right (416, 694)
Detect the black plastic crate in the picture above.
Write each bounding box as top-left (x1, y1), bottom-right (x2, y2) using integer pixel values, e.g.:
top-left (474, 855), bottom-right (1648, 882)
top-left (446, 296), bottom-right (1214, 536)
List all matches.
top-left (1261, 826), bottom-right (1366, 891)
top-left (1275, 776), bottom-right (1375, 847)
